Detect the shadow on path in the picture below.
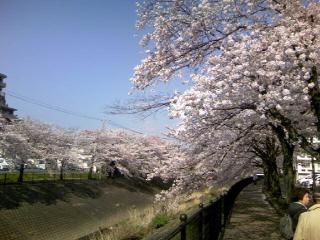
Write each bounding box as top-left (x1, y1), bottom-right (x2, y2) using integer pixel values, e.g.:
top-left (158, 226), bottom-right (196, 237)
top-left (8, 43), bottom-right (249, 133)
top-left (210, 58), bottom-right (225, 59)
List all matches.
top-left (223, 181), bottom-right (285, 240)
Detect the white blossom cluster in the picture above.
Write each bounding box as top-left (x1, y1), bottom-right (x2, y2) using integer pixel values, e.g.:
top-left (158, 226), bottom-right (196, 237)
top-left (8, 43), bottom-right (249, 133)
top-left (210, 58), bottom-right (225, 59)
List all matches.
top-left (132, 0), bottom-right (275, 89)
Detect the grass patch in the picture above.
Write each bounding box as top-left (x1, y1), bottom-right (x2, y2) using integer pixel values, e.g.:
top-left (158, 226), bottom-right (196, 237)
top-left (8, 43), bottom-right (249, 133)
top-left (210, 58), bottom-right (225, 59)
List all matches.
top-left (87, 186), bottom-right (223, 240)
top-left (151, 214), bottom-right (169, 229)
top-left (88, 207), bottom-right (156, 240)
top-left (175, 186), bottom-right (220, 213)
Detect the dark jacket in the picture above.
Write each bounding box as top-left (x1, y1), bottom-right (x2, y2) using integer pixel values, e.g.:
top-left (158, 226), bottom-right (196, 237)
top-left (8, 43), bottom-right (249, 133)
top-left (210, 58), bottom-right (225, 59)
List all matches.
top-left (289, 202), bottom-right (308, 232)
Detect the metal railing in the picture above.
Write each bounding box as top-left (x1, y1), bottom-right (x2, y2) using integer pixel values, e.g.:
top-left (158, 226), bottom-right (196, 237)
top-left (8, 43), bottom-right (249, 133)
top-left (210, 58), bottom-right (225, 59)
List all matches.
top-left (147, 177), bottom-right (253, 240)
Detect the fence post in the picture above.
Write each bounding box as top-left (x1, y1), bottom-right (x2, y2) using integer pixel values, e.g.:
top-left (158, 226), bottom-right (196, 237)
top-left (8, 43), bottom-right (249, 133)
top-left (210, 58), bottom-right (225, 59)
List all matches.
top-left (180, 214), bottom-right (188, 240)
top-left (223, 193), bottom-right (229, 227)
top-left (208, 200), bottom-right (214, 239)
top-left (199, 203), bottom-right (204, 240)
top-left (4, 173), bottom-right (7, 185)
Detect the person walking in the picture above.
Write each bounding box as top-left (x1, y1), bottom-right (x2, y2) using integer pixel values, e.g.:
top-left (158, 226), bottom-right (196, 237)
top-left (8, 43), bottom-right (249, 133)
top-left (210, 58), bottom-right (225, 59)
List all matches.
top-left (289, 188), bottom-right (311, 233)
top-left (293, 198), bottom-right (320, 240)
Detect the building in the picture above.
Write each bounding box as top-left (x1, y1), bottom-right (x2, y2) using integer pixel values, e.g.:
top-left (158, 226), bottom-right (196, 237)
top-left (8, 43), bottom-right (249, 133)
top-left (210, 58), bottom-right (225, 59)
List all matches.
top-left (0, 157), bottom-right (9, 171)
top-left (296, 154), bottom-right (320, 180)
top-left (0, 73), bottom-right (16, 122)
top-left (295, 137), bottom-right (320, 181)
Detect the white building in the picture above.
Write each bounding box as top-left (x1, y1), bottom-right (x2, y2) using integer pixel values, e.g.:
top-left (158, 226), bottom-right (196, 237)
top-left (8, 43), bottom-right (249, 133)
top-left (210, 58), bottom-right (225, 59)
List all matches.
top-left (296, 137), bottom-right (320, 180)
top-left (35, 159), bottom-right (46, 170)
top-left (296, 154), bottom-right (320, 181)
top-left (0, 157), bottom-right (9, 170)
top-left (69, 148), bottom-right (92, 171)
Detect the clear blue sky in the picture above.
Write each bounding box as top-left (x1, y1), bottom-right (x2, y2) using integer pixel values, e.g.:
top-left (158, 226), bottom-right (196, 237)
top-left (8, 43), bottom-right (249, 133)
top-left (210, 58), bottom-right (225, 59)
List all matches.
top-left (0, 0), bottom-right (180, 136)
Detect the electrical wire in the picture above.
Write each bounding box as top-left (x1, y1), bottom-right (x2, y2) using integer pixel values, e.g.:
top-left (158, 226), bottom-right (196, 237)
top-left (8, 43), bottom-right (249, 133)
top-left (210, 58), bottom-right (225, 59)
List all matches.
top-left (6, 90), bottom-right (145, 135)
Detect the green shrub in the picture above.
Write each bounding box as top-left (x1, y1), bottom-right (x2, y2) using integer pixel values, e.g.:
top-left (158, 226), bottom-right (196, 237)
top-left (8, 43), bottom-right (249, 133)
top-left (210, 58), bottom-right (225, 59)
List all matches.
top-left (151, 214), bottom-right (169, 229)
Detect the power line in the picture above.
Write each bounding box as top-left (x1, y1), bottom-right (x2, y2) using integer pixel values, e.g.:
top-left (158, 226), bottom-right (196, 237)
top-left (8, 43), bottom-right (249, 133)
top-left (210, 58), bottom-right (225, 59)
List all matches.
top-left (7, 91), bottom-right (104, 121)
top-left (6, 90), bottom-right (144, 135)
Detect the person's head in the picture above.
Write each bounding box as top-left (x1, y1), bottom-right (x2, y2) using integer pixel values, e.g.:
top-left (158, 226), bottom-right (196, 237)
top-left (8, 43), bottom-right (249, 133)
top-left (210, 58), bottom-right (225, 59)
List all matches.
top-left (295, 188), bottom-right (311, 206)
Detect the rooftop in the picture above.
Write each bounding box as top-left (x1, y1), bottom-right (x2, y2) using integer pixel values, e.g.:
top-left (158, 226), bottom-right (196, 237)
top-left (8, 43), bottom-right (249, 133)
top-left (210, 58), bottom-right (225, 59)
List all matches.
top-left (0, 73), bottom-right (7, 79)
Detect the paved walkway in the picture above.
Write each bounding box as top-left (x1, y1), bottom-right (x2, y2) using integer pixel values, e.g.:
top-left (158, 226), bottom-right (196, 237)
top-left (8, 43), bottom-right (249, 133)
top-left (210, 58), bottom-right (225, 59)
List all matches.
top-left (223, 181), bottom-right (285, 240)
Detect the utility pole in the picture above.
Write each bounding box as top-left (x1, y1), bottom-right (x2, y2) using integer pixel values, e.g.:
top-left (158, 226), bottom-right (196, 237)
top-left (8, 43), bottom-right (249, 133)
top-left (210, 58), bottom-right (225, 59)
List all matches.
top-left (89, 121), bottom-right (106, 179)
top-left (101, 120), bottom-right (107, 131)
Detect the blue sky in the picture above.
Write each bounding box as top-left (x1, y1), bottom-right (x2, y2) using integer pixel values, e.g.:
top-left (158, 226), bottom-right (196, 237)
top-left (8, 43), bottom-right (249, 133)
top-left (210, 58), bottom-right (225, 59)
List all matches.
top-left (0, 0), bottom-right (181, 136)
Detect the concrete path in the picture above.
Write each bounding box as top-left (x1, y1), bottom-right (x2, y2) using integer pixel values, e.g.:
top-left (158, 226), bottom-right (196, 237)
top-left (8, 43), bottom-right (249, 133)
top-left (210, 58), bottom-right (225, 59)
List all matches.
top-left (223, 181), bottom-right (285, 240)
top-left (0, 179), bottom-right (157, 240)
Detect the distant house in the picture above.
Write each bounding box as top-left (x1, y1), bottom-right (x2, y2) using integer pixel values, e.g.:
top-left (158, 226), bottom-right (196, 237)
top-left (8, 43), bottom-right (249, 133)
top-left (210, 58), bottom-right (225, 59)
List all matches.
top-left (296, 155), bottom-right (320, 180)
top-left (69, 148), bottom-right (91, 171)
top-left (296, 138), bottom-right (320, 181)
top-left (0, 157), bottom-right (9, 171)
top-left (35, 159), bottom-right (46, 170)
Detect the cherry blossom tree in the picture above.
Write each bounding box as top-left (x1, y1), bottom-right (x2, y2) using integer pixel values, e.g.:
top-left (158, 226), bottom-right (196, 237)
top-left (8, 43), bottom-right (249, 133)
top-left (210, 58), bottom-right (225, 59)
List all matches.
top-left (1, 118), bottom-right (182, 186)
top-left (46, 127), bottom-right (75, 180)
top-left (0, 123), bottom-right (38, 182)
top-left (131, 0), bottom-right (320, 201)
top-left (127, 135), bottom-right (184, 181)
top-left (169, 3), bottom-right (320, 199)
top-left (132, 0), bottom-right (280, 89)
top-left (77, 130), bottom-right (109, 179)
top-left (0, 119), bottom-right (76, 181)
top-left (77, 129), bottom-right (182, 181)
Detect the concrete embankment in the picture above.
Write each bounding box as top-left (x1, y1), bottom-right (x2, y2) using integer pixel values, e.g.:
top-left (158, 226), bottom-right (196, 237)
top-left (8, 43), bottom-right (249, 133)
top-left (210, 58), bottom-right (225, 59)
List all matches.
top-left (0, 178), bottom-right (159, 240)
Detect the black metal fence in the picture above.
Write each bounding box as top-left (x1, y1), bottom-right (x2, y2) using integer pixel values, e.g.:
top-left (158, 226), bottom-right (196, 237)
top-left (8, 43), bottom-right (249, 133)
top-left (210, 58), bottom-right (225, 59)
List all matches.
top-left (148, 177), bottom-right (253, 240)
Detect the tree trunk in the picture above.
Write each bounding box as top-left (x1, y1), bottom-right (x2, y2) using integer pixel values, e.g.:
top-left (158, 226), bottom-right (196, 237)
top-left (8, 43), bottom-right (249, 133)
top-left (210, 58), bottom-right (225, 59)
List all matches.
top-left (260, 152), bottom-right (281, 198)
top-left (60, 162), bottom-right (64, 181)
top-left (282, 145), bottom-right (295, 202)
top-left (266, 159), bottom-right (282, 198)
top-left (271, 124), bottom-right (295, 203)
top-left (88, 166), bottom-right (93, 180)
top-left (252, 137), bottom-right (282, 198)
top-left (262, 165), bottom-right (270, 191)
top-left (18, 163), bottom-right (25, 183)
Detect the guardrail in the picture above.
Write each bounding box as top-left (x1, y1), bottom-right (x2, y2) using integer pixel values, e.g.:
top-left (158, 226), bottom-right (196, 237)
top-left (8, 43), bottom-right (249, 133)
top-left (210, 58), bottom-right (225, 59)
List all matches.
top-left (146, 177), bottom-right (253, 240)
